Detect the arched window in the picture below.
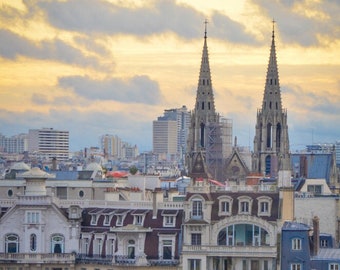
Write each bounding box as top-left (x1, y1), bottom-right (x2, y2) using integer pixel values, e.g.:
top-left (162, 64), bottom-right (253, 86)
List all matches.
top-left (51, 234), bottom-right (64, 253)
top-left (276, 123), bottom-right (281, 150)
top-left (266, 123), bottom-right (272, 148)
top-left (265, 155), bottom-right (271, 176)
top-left (200, 123), bottom-right (205, 147)
top-left (218, 224), bottom-right (269, 246)
top-left (5, 234), bottom-right (19, 253)
top-left (30, 234), bottom-right (37, 252)
top-left (127, 239), bottom-right (135, 259)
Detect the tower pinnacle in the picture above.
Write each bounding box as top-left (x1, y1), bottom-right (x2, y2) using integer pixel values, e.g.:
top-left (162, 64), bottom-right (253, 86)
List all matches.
top-left (204, 19), bottom-right (208, 39)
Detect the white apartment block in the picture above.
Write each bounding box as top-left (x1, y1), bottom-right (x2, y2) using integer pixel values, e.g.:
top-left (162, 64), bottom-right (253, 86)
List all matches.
top-left (28, 128), bottom-right (69, 161)
top-left (153, 120), bottom-right (178, 158)
top-left (0, 133), bottom-right (28, 153)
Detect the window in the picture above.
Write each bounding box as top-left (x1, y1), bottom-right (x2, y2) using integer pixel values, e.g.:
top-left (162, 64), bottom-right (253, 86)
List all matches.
top-left (104, 215), bottom-right (111, 226)
top-left (257, 196), bottom-right (272, 217)
top-left (164, 216), bottom-right (175, 227)
top-left (30, 234), bottom-right (37, 252)
top-left (321, 239), bottom-right (328, 247)
top-left (79, 190), bottom-right (84, 198)
top-left (127, 240), bottom-right (135, 259)
top-left (162, 240), bottom-right (173, 259)
top-left (134, 215), bottom-right (143, 225)
top-left (82, 238), bottom-right (89, 255)
top-left (192, 200), bottom-right (203, 219)
top-left (5, 234), bottom-right (19, 253)
top-left (261, 202), bottom-right (268, 213)
top-left (222, 201), bottom-right (229, 212)
top-left (189, 259), bottom-right (201, 270)
top-left (116, 215), bottom-right (124, 226)
top-left (51, 234), bottom-right (64, 253)
top-left (218, 224), bottom-right (269, 247)
top-left (292, 238), bottom-right (302, 250)
top-left (90, 215), bottom-right (97, 225)
top-left (330, 263), bottom-right (339, 270)
top-left (240, 202), bottom-right (249, 213)
top-left (291, 263), bottom-right (302, 270)
top-left (7, 189), bottom-right (13, 197)
top-left (307, 185), bottom-right (322, 195)
top-left (191, 233), bottom-right (201, 245)
top-left (95, 238), bottom-right (102, 256)
top-left (26, 211), bottom-right (40, 224)
top-left (238, 196), bottom-right (252, 215)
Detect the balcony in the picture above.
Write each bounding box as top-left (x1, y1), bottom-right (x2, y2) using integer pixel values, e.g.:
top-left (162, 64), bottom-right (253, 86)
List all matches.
top-left (148, 256), bottom-right (180, 266)
top-left (0, 253), bottom-right (75, 264)
top-left (182, 245), bottom-right (277, 258)
top-left (75, 254), bottom-right (112, 265)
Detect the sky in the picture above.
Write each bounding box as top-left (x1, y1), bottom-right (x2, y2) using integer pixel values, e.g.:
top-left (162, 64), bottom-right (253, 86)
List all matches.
top-left (0, 0), bottom-right (339, 152)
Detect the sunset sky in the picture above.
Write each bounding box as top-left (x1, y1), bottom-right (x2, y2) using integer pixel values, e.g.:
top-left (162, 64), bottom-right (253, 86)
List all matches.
top-left (0, 0), bottom-right (339, 152)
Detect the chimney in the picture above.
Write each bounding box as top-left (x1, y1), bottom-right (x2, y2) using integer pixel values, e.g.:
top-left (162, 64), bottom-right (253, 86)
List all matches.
top-left (312, 216), bottom-right (320, 256)
top-left (52, 157), bottom-right (57, 170)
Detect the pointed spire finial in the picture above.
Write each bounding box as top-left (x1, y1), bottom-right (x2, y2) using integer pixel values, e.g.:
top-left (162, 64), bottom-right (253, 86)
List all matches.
top-left (204, 19), bottom-right (208, 39)
top-left (272, 19), bottom-right (276, 39)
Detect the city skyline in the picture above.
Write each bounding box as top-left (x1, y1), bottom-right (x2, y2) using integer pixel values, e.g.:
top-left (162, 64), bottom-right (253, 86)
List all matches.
top-left (0, 0), bottom-right (339, 152)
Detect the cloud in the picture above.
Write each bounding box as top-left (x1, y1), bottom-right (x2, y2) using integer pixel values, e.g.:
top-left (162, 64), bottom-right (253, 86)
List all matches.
top-left (0, 29), bottom-right (104, 68)
top-left (58, 75), bottom-right (163, 105)
top-left (210, 12), bottom-right (259, 44)
top-left (36, 0), bottom-right (259, 44)
top-left (251, 0), bottom-right (340, 46)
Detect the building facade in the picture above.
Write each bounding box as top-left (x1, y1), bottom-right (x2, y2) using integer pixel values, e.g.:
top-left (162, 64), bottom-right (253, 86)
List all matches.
top-left (28, 128), bottom-right (69, 161)
top-left (0, 133), bottom-right (28, 154)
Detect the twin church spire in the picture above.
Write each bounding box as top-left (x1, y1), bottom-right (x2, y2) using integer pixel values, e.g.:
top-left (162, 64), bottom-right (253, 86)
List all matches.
top-left (187, 20), bottom-right (290, 181)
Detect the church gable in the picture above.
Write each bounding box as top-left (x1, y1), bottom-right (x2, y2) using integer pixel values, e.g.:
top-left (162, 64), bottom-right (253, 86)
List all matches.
top-left (225, 149), bottom-right (250, 181)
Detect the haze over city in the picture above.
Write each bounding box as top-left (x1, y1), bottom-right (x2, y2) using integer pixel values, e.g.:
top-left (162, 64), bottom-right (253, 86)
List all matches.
top-left (0, 0), bottom-right (339, 152)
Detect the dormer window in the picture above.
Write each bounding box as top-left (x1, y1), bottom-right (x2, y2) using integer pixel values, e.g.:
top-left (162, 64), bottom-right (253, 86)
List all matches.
top-left (131, 210), bottom-right (148, 226)
top-left (257, 196), bottom-right (272, 217)
top-left (218, 196), bottom-right (233, 216)
top-left (238, 196), bottom-right (252, 215)
top-left (134, 215), bottom-right (143, 225)
top-left (161, 210), bottom-right (178, 227)
top-left (192, 199), bottom-right (203, 219)
top-left (104, 215), bottom-right (110, 226)
top-left (115, 210), bottom-right (128, 226)
top-left (91, 214), bottom-right (98, 225)
top-left (88, 208), bottom-right (104, 225)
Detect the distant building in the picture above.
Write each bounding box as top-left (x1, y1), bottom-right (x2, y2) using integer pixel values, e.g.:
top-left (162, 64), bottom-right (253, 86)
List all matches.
top-left (152, 118), bottom-right (178, 160)
top-left (0, 133), bottom-right (28, 153)
top-left (28, 128), bottom-right (69, 161)
top-left (100, 134), bottom-right (122, 158)
top-left (336, 141), bottom-right (340, 166)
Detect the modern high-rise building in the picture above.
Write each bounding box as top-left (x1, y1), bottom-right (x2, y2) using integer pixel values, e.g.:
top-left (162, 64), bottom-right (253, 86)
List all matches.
top-left (252, 24), bottom-right (290, 178)
top-left (28, 128), bottom-right (69, 161)
top-left (0, 133), bottom-right (28, 153)
top-left (152, 119), bottom-right (178, 160)
top-left (154, 106), bottom-right (191, 160)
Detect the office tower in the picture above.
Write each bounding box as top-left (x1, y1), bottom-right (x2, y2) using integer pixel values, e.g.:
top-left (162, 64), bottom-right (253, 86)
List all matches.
top-left (28, 128), bottom-right (69, 161)
top-left (152, 119), bottom-right (178, 160)
top-left (252, 23), bottom-right (290, 178)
